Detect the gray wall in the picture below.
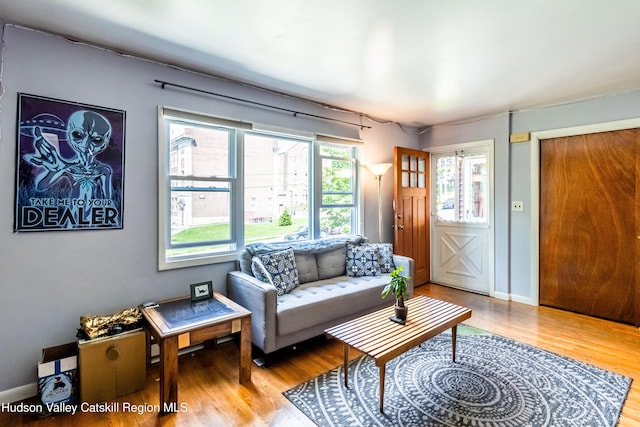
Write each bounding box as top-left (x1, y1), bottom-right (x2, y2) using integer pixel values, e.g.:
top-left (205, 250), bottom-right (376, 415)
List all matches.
top-left (421, 115), bottom-right (511, 297)
top-left (421, 90), bottom-right (640, 303)
top-left (0, 23), bottom-right (419, 394)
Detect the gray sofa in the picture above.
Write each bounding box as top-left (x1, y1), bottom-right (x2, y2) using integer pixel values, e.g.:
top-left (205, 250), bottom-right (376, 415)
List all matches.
top-left (227, 235), bottom-right (414, 356)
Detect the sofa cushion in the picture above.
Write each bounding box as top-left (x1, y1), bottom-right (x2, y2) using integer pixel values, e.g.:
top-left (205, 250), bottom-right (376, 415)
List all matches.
top-left (316, 246), bottom-right (347, 279)
top-left (346, 244), bottom-right (379, 277)
top-left (276, 275), bottom-right (390, 336)
top-left (257, 248), bottom-right (300, 296)
top-left (294, 252), bottom-right (319, 284)
top-left (239, 235), bottom-right (367, 276)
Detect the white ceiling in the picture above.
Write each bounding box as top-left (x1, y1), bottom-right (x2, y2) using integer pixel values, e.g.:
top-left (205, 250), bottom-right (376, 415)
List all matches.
top-left (1, 0), bottom-right (640, 127)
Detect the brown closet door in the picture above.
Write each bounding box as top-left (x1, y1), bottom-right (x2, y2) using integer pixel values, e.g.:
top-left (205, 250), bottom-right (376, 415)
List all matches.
top-left (540, 128), bottom-right (639, 325)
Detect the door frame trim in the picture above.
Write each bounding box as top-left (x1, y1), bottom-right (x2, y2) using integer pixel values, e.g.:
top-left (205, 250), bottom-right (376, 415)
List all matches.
top-left (530, 117), bottom-right (640, 304)
top-left (428, 139), bottom-right (495, 296)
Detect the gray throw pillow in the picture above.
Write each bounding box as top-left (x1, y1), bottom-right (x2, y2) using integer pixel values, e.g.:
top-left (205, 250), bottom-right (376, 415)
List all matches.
top-left (294, 252), bottom-right (319, 284)
top-left (316, 246), bottom-right (347, 279)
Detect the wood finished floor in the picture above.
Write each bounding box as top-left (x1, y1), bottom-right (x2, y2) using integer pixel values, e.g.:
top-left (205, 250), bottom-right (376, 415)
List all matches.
top-left (3, 283), bottom-right (639, 426)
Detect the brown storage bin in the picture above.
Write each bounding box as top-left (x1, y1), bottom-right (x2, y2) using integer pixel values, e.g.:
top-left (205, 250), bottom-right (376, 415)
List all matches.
top-left (78, 329), bottom-right (146, 403)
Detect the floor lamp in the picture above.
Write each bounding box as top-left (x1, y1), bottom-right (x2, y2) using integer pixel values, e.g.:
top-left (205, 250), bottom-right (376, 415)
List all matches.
top-left (366, 163), bottom-right (392, 243)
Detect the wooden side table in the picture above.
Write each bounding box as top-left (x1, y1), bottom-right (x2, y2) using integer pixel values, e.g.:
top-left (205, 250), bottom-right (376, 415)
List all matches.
top-left (139, 292), bottom-right (251, 414)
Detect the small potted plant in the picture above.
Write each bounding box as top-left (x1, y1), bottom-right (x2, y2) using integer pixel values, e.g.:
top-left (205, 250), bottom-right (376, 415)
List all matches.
top-left (381, 266), bottom-right (411, 324)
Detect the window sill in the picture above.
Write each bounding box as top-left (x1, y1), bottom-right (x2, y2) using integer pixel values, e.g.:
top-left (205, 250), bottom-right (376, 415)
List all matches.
top-left (159, 252), bottom-right (239, 271)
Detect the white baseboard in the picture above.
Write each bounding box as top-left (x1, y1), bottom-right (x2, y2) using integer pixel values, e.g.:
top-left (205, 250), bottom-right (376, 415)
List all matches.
top-left (511, 294), bottom-right (537, 306)
top-left (0, 383), bottom-right (37, 404)
top-left (493, 291), bottom-right (510, 301)
top-left (492, 291), bottom-right (537, 306)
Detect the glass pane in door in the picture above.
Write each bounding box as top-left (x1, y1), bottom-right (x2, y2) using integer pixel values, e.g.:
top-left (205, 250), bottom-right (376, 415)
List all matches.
top-left (435, 155), bottom-right (456, 221)
top-left (434, 152), bottom-right (488, 223)
top-left (401, 154), bottom-right (427, 188)
top-left (464, 154), bottom-right (487, 222)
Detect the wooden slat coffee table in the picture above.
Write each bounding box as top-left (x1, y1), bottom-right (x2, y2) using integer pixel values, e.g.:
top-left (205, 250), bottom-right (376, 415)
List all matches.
top-left (325, 296), bottom-right (472, 412)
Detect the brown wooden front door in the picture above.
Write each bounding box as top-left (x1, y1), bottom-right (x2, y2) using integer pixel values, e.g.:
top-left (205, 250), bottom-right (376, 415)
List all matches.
top-left (539, 128), bottom-right (640, 325)
top-left (393, 146), bottom-right (430, 286)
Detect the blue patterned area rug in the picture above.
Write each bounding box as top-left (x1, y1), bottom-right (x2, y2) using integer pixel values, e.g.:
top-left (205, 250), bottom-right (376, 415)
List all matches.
top-left (283, 327), bottom-right (631, 426)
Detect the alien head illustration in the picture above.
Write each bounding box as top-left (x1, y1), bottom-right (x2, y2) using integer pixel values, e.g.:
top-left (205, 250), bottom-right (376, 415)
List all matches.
top-left (67, 110), bottom-right (112, 160)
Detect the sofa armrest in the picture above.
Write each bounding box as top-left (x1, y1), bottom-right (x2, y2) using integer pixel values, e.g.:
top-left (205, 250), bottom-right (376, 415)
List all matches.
top-left (392, 255), bottom-right (415, 298)
top-left (227, 271), bottom-right (278, 354)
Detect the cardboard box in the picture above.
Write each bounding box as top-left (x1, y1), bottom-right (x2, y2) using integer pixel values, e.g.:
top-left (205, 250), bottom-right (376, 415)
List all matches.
top-left (37, 342), bottom-right (79, 411)
top-left (79, 329), bottom-right (146, 403)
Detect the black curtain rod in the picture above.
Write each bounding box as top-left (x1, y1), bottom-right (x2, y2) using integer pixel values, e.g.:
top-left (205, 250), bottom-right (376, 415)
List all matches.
top-left (154, 79), bottom-right (371, 129)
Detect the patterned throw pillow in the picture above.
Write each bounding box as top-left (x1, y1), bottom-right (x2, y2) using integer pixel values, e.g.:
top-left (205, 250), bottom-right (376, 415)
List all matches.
top-left (346, 244), bottom-right (379, 277)
top-left (257, 248), bottom-right (300, 296)
top-left (251, 256), bottom-right (271, 283)
top-left (372, 243), bottom-right (396, 274)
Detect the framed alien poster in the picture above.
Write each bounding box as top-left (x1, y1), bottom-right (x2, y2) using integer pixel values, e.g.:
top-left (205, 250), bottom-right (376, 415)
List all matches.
top-left (14, 93), bottom-right (126, 231)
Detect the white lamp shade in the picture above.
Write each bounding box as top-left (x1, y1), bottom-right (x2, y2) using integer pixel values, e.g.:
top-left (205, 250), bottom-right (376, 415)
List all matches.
top-left (366, 162), bottom-right (392, 177)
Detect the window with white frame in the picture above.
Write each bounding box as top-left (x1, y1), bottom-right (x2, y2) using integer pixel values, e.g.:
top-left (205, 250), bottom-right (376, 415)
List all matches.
top-left (319, 140), bottom-right (359, 236)
top-left (158, 107), bottom-right (362, 270)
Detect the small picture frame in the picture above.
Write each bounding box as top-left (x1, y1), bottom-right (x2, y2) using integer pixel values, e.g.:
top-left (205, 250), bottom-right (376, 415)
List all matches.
top-left (190, 281), bottom-right (213, 302)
